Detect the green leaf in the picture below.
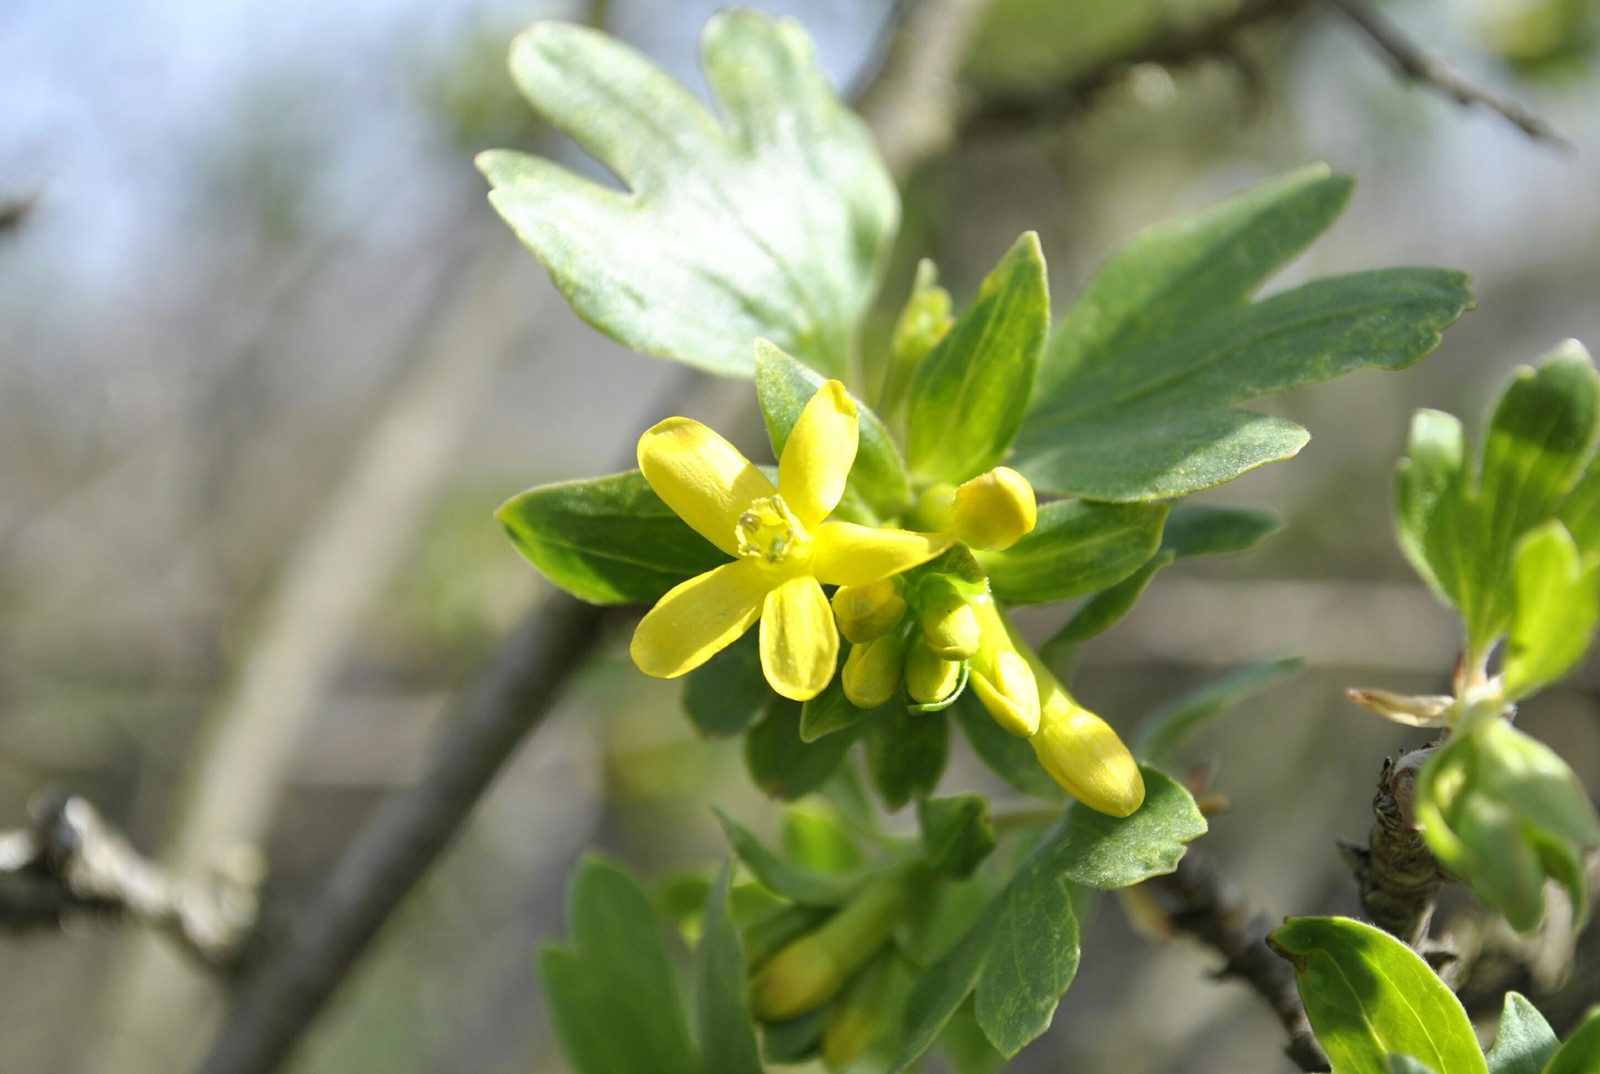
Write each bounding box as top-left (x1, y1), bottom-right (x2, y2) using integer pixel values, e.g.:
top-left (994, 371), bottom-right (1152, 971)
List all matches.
top-left (1504, 521), bottom-right (1600, 699)
top-left (759, 1009), bottom-right (825, 1064)
top-left (480, 11), bottom-right (896, 378)
top-left (880, 258), bottom-right (955, 415)
top-left (1485, 992), bottom-right (1557, 1074)
top-left (539, 857), bottom-right (700, 1074)
top-left (1029, 765), bottom-right (1207, 890)
top-left (1016, 266), bottom-right (1472, 501)
top-left (746, 697), bottom-right (862, 800)
top-left (1268, 916), bottom-right (1488, 1074)
top-left (1135, 657), bottom-right (1303, 767)
top-left (981, 499), bottom-right (1168, 604)
top-left (918, 795), bottom-right (997, 879)
top-left (905, 233), bottom-right (1049, 483)
top-left (498, 471), bottom-right (726, 604)
top-left (800, 674), bottom-right (880, 742)
top-left (782, 802), bottom-right (869, 873)
top-left (715, 811), bottom-right (860, 907)
top-left (952, 693), bottom-right (1066, 802)
top-left (695, 861), bottom-right (764, 1074)
top-left (1046, 504), bottom-right (1283, 649)
top-left (683, 632), bottom-right (769, 737)
top-left (755, 339), bottom-right (911, 520)
top-left (866, 706), bottom-right (950, 811)
top-left (1397, 343), bottom-right (1600, 656)
top-left (1388, 1056), bottom-right (1441, 1074)
top-left (887, 767), bottom-right (1204, 1070)
top-left (1541, 1007), bottom-right (1600, 1074)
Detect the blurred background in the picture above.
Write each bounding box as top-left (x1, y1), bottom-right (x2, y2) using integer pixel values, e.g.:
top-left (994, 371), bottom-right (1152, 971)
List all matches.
top-left (1, 0), bottom-right (1598, 1071)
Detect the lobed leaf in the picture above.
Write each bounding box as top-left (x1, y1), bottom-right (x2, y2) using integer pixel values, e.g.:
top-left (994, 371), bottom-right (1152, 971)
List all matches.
top-left (1269, 916), bottom-right (1488, 1074)
top-left (480, 11), bottom-right (897, 378)
top-left (905, 232), bottom-right (1050, 483)
top-left (498, 471), bottom-right (727, 604)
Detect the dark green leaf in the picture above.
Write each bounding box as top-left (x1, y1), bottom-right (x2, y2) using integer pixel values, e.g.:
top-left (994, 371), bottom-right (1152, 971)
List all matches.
top-left (1485, 992), bottom-right (1557, 1074)
top-left (539, 857), bottom-right (699, 1074)
top-left (683, 631), bottom-right (769, 737)
top-left (918, 795), bottom-right (997, 879)
top-left (1018, 266), bottom-right (1471, 501)
top-left (1541, 1007), bottom-right (1600, 1074)
top-left (480, 11), bottom-right (897, 378)
top-left (1135, 657), bottom-right (1303, 767)
top-left (715, 811), bottom-right (860, 907)
top-left (746, 697), bottom-right (862, 800)
top-left (695, 861), bottom-right (764, 1074)
top-left (801, 674), bottom-right (881, 743)
top-left (1268, 916), bottom-right (1488, 1074)
top-left (755, 339), bottom-right (910, 520)
top-left (867, 706), bottom-right (950, 811)
top-left (952, 693), bottom-right (1066, 802)
top-left (1028, 766), bottom-right (1207, 890)
top-left (905, 232), bottom-right (1049, 483)
top-left (936, 1000), bottom-right (1005, 1074)
top-left (982, 499), bottom-right (1168, 604)
top-left (972, 857), bottom-right (1081, 1058)
top-left (886, 913), bottom-right (992, 1074)
top-left (498, 471), bottom-right (727, 604)
top-left (760, 1009), bottom-right (825, 1064)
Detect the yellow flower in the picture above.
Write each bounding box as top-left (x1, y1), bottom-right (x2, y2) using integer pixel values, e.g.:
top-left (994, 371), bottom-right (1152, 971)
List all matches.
top-left (631, 381), bottom-right (951, 701)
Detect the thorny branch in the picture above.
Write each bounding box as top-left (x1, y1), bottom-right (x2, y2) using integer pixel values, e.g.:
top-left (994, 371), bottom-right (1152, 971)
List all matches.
top-left (1141, 852), bottom-right (1331, 1073)
top-left (1339, 745), bottom-right (1444, 949)
top-left (0, 790), bottom-right (258, 966)
top-left (963, 0), bottom-right (1565, 146)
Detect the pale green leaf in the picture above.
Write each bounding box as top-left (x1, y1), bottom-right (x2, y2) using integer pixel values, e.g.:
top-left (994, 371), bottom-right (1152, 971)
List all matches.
top-left (1388, 1056), bottom-right (1440, 1074)
top-left (1486, 992), bottom-right (1557, 1074)
top-left (905, 232), bottom-right (1049, 483)
top-left (1541, 1007), bottom-right (1600, 1074)
top-left (539, 857), bottom-right (700, 1074)
top-left (480, 12), bottom-right (896, 378)
top-left (1504, 522), bottom-right (1600, 700)
top-left (695, 861), bottom-right (764, 1074)
top-left (1269, 916), bottom-right (1488, 1074)
top-left (498, 471), bottom-right (726, 604)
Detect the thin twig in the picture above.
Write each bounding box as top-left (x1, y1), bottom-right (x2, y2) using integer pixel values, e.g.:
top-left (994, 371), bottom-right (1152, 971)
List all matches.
top-left (1321, 0), bottom-right (1569, 147)
top-left (1141, 852), bottom-right (1331, 1072)
top-left (0, 791), bottom-right (258, 964)
top-left (0, 191), bottom-right (38, 236)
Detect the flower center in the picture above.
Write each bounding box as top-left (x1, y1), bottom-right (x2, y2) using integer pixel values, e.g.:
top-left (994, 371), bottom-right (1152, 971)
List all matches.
top-left (737, 494), bottom-right (810, 566)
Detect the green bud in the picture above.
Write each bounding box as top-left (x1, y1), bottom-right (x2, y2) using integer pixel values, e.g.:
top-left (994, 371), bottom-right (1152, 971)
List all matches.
top-left (905, 640), bottom-right (962, 705)
top-left (821, 954), bottom-right (892, 1070)
top-left (831, 579), bottom-right (907, 644)
top-left (747, 870), bottom-right (912, 1021)
top-left (841, 633), bottom-right (907, 709)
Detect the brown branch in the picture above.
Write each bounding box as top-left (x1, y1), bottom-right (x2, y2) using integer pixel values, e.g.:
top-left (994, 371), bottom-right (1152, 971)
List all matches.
top-left (963, 0), bottom-right (1311, 134)
top-left (1141, 852), bottom-right (1330, 1072)
top-left (1338, 745), bottom-right (1443, 948)
top-left (0, 190), bottom-right (38, 237)
top-left (1321, 0), bottom-right (1568, 147)
top-left (0, 790), bottom-right (256, 964)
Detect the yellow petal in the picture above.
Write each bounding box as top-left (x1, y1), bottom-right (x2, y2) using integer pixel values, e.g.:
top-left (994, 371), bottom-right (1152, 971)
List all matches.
top-left (761, 575), bottom-right (839, 701)
top-left (811, 522), bottom-right (953, 587)
top-left (969, 651), bottom-right (1040, 737)
top-left (639, 416), bottom-right (776, 557)
top-left (1030, 691), bottom-right (1145, 817)
top-left (778, 380), bottom-right (858, 530)
top-left (630, 559), bottom-right (769, 678)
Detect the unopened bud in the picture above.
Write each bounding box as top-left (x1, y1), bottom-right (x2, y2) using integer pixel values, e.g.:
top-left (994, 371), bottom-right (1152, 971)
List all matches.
top-left (905, 640), bottom-right (962, 705)
top-left (920, 589), bottom-right (980, 660)
top-left (970, 650), bottom-right (1039, 737)
top-left (821, 955), bottom-right (891, 1070)
top-left (1030, 690), bottom-right (1144, 817)
top-left (841, 634), bottom-right (906, 709)
top-left (951, 467), bottom-right (1037, 551)
top-left (831, 580), bottom-right (907, 644)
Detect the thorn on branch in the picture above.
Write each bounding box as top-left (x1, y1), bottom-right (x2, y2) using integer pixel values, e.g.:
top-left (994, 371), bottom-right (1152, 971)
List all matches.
top-left (1320, 0), bottom-right (1570, 147)
top-left (0, 789), bottom-right (261, 968)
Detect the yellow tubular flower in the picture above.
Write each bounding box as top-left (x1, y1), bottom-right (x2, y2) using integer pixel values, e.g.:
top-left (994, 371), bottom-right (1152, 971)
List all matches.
top-left (966, 594), bottom-right (1039, 737)
top-left (631, 381), bottom-right (952, 701)
top-left (1025, 654), bottom-right (1144, 817)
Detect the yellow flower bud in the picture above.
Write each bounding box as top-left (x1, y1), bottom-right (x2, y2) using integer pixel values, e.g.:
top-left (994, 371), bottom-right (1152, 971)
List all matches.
top-left (950, 466), bottom-right (1037, 551)
top-left (920, 590), bottom-right (980, 660)
top-left (966, 594), bottom-right (1040, 736)
top-left (1030, 689), bottom-right (1144, 818)
top-left (905, 640), bottom-right (962, 705)
top-left (831, 579), bottom-right (907, 644)
top-left (841, 634), bottom-right (906, 709)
